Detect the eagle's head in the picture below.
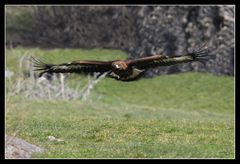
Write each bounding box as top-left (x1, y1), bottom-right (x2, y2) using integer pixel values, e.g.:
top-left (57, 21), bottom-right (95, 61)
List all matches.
top-left (112, 61), bottom-right (128, 71)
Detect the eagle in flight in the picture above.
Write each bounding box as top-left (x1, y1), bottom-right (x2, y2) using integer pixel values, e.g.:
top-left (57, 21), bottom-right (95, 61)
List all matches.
top-left (32, 42), bottom-right (209, 81)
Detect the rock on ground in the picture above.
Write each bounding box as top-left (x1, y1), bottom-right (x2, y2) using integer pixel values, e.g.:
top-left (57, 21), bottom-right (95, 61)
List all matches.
top-left (5, 135), bottom-right (45, 159)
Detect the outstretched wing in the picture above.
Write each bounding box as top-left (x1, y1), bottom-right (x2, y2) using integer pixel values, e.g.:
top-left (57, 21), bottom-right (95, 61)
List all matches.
top-left (31, 57), bottom-right (112, 77)
top-left (129, 42), bottom-right (209, 69)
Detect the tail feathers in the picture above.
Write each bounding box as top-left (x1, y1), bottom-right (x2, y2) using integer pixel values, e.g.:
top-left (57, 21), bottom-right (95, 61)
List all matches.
top-left (31, 56), bottom-right (54, 77)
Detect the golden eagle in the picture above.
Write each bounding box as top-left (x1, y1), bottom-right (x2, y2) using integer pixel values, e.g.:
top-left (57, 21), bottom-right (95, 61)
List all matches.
top-left (32, 43), bottom-right (209, 81)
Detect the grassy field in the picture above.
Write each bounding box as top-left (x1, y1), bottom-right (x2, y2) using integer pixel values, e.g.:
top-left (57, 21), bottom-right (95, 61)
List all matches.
top-left (5, 48), bottom-right (234, 158)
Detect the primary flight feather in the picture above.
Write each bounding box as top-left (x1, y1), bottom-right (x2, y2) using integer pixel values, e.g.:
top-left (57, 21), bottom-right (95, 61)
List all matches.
top-left (32, 42), bottom-right (209, 81)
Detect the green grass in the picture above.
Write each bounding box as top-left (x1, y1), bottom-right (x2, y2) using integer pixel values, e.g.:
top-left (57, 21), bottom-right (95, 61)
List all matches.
top-left (5, 48), bottom-right (234, 158)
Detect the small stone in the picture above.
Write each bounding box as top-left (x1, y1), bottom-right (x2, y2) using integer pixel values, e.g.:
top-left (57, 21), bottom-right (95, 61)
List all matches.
top-left (47, 136), bottom-right (56, 141)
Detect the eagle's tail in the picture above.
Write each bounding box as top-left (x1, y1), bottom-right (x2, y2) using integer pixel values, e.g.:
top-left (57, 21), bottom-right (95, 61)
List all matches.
top-left (30, 56), bottom-right (54, 77)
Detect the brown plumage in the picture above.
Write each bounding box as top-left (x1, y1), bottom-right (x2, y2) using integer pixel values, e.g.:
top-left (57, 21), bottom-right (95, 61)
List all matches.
top-left (32, 43), bottom-right (209, 81)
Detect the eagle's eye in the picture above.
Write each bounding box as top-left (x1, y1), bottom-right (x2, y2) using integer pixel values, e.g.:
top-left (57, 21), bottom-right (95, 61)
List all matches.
top-left (115, 64), bottom-right (120, 69)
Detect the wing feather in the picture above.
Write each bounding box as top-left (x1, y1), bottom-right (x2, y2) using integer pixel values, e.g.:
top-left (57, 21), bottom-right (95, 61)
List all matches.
top-left (31, 57), bottom-right (112, 77)
top-left (128, 55), bottom-right (168, 69)
top-left (129, 43), bottom-right (209, 69)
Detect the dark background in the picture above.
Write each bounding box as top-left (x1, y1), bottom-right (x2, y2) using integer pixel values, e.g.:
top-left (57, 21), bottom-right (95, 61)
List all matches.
top-left (6, 5), bottom-right (235, 77)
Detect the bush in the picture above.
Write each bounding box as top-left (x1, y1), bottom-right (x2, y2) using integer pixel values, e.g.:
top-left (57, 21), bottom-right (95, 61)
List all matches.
top-left (5, 53), bottom-right (105, 101)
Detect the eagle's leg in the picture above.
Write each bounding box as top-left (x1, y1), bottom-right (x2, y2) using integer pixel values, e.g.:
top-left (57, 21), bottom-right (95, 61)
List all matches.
top-left (132, 68), bottom-right (144, 77)
top-left (119, 68), bottom-right (144, 81)
top-left (108, 72), bottom-right (121, 80)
